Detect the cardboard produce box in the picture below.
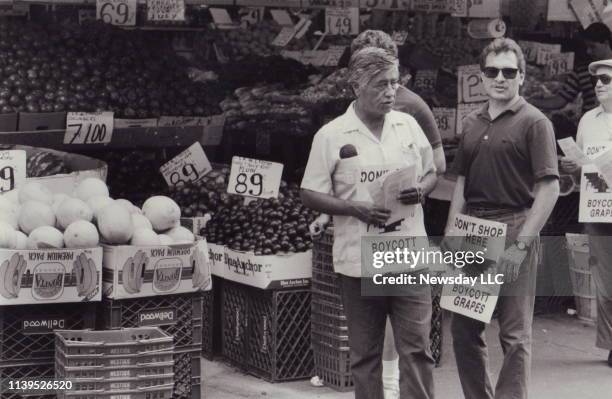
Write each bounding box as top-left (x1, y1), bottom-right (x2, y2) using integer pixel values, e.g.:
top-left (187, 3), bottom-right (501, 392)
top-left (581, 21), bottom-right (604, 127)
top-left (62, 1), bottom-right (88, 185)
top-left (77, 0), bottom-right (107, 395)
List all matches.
top-left (207, 243), bottom-right (312, 290)
top-left (0, 247), bottom-right (102, 305)
top-left (102, 239), bottom-right (211, 299)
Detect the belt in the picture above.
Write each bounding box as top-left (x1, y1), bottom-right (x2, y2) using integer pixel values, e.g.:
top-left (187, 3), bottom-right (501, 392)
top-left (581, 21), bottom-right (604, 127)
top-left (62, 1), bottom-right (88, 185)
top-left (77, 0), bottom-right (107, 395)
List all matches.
top-left (466, 204), bottom-right (529, 219)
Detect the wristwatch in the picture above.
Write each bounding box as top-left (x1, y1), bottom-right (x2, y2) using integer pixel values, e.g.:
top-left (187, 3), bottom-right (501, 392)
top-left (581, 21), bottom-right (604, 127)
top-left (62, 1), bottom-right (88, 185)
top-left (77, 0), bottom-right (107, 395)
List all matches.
top-left (514, 240), bottom-right (530, 251)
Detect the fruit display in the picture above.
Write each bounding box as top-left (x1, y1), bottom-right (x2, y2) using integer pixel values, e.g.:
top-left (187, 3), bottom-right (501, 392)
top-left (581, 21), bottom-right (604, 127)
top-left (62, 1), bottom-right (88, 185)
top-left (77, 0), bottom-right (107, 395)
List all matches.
top-left (26, 150), bottom-right (70, 177)
top-left (0, 178), bottom-right (195, 250)
top-left (167, 168), bottom-right (318, 255)
top-left (0, 20), bottom-right (224, 117)
top-left (301, 68), bottom-right (353, 105)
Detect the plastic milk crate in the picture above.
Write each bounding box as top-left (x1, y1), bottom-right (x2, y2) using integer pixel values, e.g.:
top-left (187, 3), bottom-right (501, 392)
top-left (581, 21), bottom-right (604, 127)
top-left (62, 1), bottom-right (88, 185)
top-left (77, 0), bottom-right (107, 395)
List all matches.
top-left (0, 302), bottom-right (97, 364)
top-left (221, 279), bottom-right (314, 382)
top-left (1, 360), bottom-right (56, 399)
top-left (202, 276), bottom-right (223, 360)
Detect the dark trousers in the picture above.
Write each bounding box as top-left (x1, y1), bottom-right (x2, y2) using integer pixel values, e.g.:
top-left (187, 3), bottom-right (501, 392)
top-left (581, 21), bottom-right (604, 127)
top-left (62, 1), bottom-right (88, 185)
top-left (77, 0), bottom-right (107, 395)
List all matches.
top-left (451, 208), bottom-right (538, 399)
top-left (340, 275), bottom-right (435, 399)
top-left (588, 235), bottom-right (612, 351)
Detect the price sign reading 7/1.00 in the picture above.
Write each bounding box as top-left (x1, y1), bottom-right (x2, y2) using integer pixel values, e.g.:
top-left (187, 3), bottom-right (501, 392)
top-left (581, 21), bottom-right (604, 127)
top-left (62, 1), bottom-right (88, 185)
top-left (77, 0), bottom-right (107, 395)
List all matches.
top-left (64, 112), bottom-right (114, 145)
top-left (0, 150), bottom-right (25, 193)
top-left (227, 156), bottom-right (284, 199)
top-left (96, 0), bottom-right (137, 26)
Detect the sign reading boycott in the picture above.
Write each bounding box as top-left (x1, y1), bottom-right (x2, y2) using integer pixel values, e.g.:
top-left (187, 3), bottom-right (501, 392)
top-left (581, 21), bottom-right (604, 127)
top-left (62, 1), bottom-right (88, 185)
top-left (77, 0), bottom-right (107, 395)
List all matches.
top-left (440, 214), bottom-right (507, 323)
top-left (580, 143), bottom-right (612, 223)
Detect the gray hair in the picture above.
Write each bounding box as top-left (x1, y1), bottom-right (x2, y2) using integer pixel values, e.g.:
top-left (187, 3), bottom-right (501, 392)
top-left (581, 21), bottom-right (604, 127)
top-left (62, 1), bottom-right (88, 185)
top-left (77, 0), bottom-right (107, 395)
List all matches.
top-left (347, 47), bottom-right (399, 91)
top-left (351, 30), bottom-right (398, 57)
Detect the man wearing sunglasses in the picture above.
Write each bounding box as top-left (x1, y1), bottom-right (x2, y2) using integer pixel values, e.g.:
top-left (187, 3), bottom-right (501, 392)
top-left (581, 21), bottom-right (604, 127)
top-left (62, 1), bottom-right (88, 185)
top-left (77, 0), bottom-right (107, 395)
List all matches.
top-left (561, 59), bottom-right (612, 369)
top-left (445, 38), bottom-right (560, 399)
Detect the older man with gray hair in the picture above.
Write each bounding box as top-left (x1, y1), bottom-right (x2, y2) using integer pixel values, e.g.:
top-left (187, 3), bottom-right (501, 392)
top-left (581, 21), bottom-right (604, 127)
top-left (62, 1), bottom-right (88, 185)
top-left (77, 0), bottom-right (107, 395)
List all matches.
top-left (301, 47), bottom-right (437, 399)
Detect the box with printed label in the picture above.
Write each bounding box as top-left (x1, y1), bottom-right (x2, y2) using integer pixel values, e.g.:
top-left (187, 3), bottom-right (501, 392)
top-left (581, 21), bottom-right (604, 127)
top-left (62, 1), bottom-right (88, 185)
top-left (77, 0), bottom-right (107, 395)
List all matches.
top-left (0, 247), bottom-right (102, 306)
top-left (102, 239), bottom-right (211, 299)
top-left (208, 244), bottom-right (312, 290)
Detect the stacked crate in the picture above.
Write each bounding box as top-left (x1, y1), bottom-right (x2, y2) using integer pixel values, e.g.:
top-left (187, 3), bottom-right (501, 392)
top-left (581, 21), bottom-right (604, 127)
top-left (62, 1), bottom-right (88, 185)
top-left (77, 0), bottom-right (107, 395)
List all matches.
top-left (0, 302), bottom-right (97, 399)
top-left (55, 328), bottom-right (175, 399)
top-left (220, 280), bottom-right (314, 382)
top-left (311, 228), bottom-right (444, 392)
top-left (98, 293), bottom-right (203, 399)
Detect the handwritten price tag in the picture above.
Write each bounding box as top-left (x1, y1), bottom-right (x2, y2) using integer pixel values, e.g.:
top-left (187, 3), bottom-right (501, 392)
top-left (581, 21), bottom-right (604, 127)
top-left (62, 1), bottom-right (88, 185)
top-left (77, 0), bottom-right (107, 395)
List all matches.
top-left (0, 150), bottom-right (25, 193)
top-left (413, 69), bottom-right (438, 95)
top-left (569, 0), bottom-right (604, 29)
top-left (536, 44), bottom-right (561, 65)
top-left (64, 112), bottom-right (114, 145)
top-left (160, 142), bottom-right (212, 187)
top-left (432, 107), bottom-right (457, 140)
top-left (452, 0), bottom-right (500, 17)
top-left (227, 156), bottom-right (284, 199)
top-left (545, 52), bottom-right (575, 78)
top-left (324, 45), bottom-right (347, 67)
top-left (457, 64), bottom-right (487, 104)
top-left (325, 7), bottom-right (359, 36)
top-left (97, 0), bottom-right (136, 26)
top-left (147, 0), bottom-right (185, 22)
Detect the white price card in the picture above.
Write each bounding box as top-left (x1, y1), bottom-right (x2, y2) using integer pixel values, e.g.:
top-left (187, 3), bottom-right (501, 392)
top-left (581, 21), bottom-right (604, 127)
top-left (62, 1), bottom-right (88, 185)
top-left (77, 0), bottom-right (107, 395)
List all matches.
top-left (569, 0), bottom-right (604, 29)
top-left (0, 150), bottom-right (25, 193)
top-left (302, 0), bottom-right (358, 8)
top-left (147, 0), bottom-right (185, 22)
top-left (536, 43), bottom-right (561, 65)
top-left (325, 7), bottom-right (359, 36)
top-left (160, 142), bottom-right (212, 187)
top-left (457, 64), bottom-right (487, 104)
top-left (452, 0), bottom-right (500, 18)
top-left (457, 102), bottom-right (484, 136)
top-left (97, 0), bottom-right (137, 26)
top-left (64, 112), bottom-right (114, 145)
top-left (412, 0), bottom-right (450, 12)
top-left (432, 107), bottom-right (457, 141)
top-left (271, 9), bottom-right (293, 26)
top-left (413, 69), bottom-right (438, 95)
top-left (227, 156), bottom-right (284, 199)
top-left (545, 52), bottom-right (575, 78)
top-left (324, 45), bottom-right (347, 67)
top-left (518, 41), bottom-right (543, 64)
top-left (391, 30), bottom-right (409, 46)
top-left (114, 118), bottom-right (158, 128)
top-left (272, 26), bottom-right (297, 47)
top-left (547, 0), bottom-right (577, 22)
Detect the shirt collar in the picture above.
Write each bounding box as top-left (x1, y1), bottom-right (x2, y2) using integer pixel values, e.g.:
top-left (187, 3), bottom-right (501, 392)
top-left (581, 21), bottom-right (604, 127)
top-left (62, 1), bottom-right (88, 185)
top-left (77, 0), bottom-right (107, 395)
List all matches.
top-left (594, 105), bottom-right (605, 117)
top-left (343, 101), bottom-right (402, 143)
top-left (477, 97), bottom-right (527, 121)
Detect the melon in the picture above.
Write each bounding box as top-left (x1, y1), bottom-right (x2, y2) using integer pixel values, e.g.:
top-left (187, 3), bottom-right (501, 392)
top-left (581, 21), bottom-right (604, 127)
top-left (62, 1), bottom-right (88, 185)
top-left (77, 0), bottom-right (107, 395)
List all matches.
top-left (2, 188), bottom-right (19, 204)
top-left (56, 198), bottom-right (93, 230)
top-left (0, 196), bottom-right (19, 228)
top-left (142, 196), bottom-right (181, 232)
top-left (130, 228), bottom-right (161, 246)
top-left (74, 178), bottom-right (109, 202)
top-left (19, 182), bottom-right (53, 205)
top-left (158, 234), bottom-right (174, 245)
top-left (115, 199), bottom-right (139, 214)
top-left (87, 196), bottom-right (115, 220)
top-left (27, 226), bottom-right (64, 249)
top-left (131, 213), bottom-right (153, 230)
top-left (18, 201), bottom-right (56, 235)
top-left (14, 231), bottom-right (27, 250)
top-left (51, 193), bottom-right (70, 214)
top-left (164, 226), bottom-right (195, 243)
top-left (0, 223), bottom-right (16, 249)
top-left (64, 220), bottom-right (100, 248)
top-left (96, 203), bottom-right (133, 244)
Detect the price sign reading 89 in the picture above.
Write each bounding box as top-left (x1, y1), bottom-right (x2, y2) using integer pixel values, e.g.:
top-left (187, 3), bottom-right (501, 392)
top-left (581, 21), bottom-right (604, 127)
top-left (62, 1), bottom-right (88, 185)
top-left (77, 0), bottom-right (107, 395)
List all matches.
top-left (228, 156), bottom-right (284, 199)
top-left (0, 150), bottom-right (25, 194)
top-left (160, 142), bottom-right (212, 188)
top-left (96, 0), bottom-right (137, 26)
top-left (325, 7), bottom-right (359, 36)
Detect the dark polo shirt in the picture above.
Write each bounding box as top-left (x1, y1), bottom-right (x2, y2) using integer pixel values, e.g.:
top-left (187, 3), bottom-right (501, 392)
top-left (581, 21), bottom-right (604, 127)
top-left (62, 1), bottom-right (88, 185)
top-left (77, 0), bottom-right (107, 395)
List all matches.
top-left (452, 97), bottom-right (559, 209)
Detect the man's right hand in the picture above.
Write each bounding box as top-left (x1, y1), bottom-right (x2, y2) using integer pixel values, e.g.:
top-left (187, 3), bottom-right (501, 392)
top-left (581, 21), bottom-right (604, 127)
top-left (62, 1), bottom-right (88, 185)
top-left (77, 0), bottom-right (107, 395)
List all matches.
top-left (348, 201), bottom-right (391, 226)
top-left (560, 157), bottom-right (580, 174)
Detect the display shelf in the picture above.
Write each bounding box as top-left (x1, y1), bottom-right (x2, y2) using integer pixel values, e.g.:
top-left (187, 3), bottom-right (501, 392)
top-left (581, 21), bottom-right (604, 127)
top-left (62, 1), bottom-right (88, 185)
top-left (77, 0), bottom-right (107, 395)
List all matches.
top-left (0, 126), bottom-right (204, 150)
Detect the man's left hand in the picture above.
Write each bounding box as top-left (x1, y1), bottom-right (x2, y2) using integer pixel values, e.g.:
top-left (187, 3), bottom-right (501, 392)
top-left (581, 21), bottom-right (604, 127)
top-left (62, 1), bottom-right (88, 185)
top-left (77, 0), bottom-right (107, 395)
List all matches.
top-left (397, 186), bottom-right (423, 205)
top-left (497, 244), bottom-right (528, 283)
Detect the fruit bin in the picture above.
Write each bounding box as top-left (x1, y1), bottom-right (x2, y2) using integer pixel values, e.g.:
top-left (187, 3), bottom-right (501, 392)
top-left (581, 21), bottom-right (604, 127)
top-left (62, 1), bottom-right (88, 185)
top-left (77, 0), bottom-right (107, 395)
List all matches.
top-left (221, 279), bottom-right (314, 382)
top-left (173, 348), bottom-right (202, 399)
top-left (57, 384), bottom-right (175, 399)
top-left (98, 292), bottom-right (203, 351)
top-left (0, 302), bottom-right (96, 364)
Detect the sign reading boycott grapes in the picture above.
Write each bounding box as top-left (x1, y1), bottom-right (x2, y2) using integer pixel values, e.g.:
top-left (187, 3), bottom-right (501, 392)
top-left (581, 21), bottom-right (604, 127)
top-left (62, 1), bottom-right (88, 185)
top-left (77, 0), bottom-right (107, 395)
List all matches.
top-left (160, 142), bottom-right (212, 187)
top-left (227, 156), bottom-right (283, 199)
top-left (64, 112), bottom-right (114, 145)
top-left (325, 7), bottom-right (359, 36)
top-left (0, 150), bottom-right (25, 193)
top-left (96, 0), bottom-right (136, 26)
top-left (147, 0), bottom-right (185, 21)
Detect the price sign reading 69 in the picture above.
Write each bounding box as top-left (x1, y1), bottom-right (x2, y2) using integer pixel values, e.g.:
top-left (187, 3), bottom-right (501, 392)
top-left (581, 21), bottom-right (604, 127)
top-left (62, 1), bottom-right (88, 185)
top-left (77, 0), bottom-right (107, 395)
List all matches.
top-left (228, 156), bottom-right (284, 199)
top-left (97, 0), bottom-right (137, 26)
top-left (0, 150), bottom-right (25, 193)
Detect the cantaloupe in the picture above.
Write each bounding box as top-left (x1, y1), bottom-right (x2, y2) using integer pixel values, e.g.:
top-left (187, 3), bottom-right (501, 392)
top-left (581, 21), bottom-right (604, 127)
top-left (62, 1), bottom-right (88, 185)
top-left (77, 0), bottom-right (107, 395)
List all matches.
top-left (56, 198), bottom-right (93, 230)
top-left (27, 226), bottom-right (64, 249)
top-left (19, 182), bottom-right (53, 205)
top-left (130, 228), bottom-right (161, 246)
top-left (74, 178), bottom-right (109, 202)
top-left (18, 201), bottom-right (56, 235)
top-left (96, 203), bottom-right (133, 244)
top-left (142, 196), bottom-right (181, 232)
top-left (64, 221), bottom-right (100, 248)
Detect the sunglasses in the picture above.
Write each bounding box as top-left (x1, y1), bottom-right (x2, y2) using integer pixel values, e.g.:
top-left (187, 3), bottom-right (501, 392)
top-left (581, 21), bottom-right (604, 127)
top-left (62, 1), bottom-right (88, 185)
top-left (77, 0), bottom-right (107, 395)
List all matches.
top-left (594, 74), bottom-right (612, 85)
top-left (482, 67), bottom-right (520, 79)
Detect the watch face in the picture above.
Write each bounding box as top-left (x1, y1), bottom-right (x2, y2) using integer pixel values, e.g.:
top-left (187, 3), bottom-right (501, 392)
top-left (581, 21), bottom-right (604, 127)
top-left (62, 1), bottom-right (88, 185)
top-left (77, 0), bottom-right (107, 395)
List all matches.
top-left (516, 241), bottom-right (526, 250)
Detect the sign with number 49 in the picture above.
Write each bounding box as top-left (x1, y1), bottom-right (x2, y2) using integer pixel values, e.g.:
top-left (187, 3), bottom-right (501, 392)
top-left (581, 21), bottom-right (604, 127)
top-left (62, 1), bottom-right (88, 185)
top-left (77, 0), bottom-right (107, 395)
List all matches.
top-left (0, 150), bottom-right (25, 194)
top-left (227, 156), bottom-right (283, 199)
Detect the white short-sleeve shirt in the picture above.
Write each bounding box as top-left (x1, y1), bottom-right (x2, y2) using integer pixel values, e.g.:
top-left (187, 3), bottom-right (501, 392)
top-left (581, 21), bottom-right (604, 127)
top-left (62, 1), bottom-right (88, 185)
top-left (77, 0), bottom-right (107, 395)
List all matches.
top-left (301, 103), bottom-right (435, 277)
top-left (577, 105), bottom-right (612, 151)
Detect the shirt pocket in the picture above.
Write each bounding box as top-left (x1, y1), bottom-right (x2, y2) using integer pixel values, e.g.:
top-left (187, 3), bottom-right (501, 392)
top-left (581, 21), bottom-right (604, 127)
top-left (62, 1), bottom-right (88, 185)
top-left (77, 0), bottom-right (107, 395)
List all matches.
top-left (399, 140), bottom-right (423, 177)
top-left (332, 157), bottom-right (360, 196)
top-left (500, 137), bottom-right (527, 160)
